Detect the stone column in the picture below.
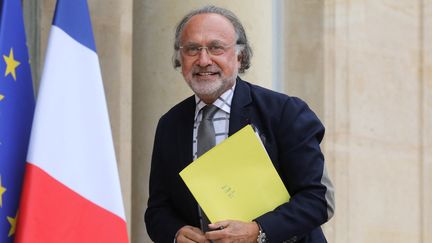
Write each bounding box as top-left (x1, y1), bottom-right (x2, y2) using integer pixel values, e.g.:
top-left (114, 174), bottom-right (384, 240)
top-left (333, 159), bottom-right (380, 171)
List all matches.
top-left (420, 1), bottom-right (432, 242)
top-left (284, 0), bottom-right (325, 118)
top-left (284, 0), bottom-right (432, 242)
top-left (322, 0), bottom-right (430, 242)
top-left (283, 1), bottom-right (335, 240)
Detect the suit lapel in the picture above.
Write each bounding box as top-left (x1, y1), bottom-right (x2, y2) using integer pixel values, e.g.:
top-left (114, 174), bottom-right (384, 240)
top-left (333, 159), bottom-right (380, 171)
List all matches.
top-left (173, 96), bottom-right (200, 224)
top-left (178, 96), bottom-right (196, 169)
top-left (229, 78), bottom-right (252, 136)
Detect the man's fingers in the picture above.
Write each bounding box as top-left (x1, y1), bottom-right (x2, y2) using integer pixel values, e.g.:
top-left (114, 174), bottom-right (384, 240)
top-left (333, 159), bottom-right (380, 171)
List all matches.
top-left (205, 220), bottom-right (260, 243)
top-left (176, 233), bottom-right (196, 243)
top-left (208, 222), bottom-right (227, 231)
top-left (206, 222), bottom-right (229, 241)
top-left (176, 226), bottom-right (209, 243)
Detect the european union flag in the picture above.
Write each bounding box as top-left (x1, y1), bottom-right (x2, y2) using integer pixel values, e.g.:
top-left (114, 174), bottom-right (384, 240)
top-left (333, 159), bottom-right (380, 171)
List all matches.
top-left (0, 0), bottom-right (35, 242)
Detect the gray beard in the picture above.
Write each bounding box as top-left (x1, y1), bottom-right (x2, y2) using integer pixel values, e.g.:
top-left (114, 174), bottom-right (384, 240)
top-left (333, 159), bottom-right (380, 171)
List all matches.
top-left (186, 73), bottom-right (237, 102)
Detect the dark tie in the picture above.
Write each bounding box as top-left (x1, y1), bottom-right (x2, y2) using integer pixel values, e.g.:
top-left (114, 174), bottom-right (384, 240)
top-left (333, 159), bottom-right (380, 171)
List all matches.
top-left (196, 105), bottom-right (218, 232)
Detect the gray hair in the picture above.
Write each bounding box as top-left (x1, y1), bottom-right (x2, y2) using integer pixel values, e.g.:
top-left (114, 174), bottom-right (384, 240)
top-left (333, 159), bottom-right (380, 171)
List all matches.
top-left (173, 5), bottom-right (252, 73)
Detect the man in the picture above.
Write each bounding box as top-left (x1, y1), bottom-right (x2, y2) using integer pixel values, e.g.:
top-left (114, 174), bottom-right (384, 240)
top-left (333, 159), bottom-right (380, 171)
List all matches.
top-left (145, 5), bottom-right (335, 243)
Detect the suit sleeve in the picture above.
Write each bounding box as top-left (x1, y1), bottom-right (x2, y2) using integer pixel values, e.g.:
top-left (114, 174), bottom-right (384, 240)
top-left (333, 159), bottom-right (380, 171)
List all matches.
top-left (254, 97), bottom-right (335, 242)
top-left (144, 117), bottom-right (186, 243)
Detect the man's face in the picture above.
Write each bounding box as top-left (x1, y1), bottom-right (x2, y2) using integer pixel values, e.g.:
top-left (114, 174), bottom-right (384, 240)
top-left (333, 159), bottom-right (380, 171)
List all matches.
top-left (179, 13), bottom-right (241, 104)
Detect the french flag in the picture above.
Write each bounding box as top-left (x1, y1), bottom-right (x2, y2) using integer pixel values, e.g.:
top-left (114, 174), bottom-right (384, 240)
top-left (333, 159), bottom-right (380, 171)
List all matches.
top-left (15, 0), bottom-right (129, 242)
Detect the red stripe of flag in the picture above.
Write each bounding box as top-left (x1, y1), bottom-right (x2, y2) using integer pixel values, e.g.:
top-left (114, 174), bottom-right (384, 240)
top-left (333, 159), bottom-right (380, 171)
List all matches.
top-left (15, 163), bottom-right (128, 243)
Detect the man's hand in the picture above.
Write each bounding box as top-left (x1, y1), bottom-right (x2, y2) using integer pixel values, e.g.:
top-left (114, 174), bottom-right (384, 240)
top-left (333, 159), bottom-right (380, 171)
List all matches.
top-left (176, 226), bottom-right (211, 243)
top-left (205, 220), bottom-right (259, 243)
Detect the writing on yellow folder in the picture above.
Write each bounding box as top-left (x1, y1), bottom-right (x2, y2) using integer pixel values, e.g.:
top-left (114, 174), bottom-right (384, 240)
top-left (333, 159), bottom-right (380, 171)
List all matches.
top-left (179, 125), bottom-right (290, 223)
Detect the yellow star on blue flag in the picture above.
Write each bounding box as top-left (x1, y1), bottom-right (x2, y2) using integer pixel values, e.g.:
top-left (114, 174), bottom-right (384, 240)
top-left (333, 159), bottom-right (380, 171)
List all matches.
top-left (0, 0), bottom-right (35, 242)
top-left (3, 48), bottom-right (21, 81)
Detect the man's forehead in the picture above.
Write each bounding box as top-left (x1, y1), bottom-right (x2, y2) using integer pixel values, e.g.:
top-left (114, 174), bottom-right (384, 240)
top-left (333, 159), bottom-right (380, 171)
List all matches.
top-left (180, 13), bottom-right (236, 43)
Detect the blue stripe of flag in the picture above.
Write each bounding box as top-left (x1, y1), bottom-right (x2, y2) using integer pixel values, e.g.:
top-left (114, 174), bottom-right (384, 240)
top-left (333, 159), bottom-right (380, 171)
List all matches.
top-left (53, 0), bottom-right (96, 52)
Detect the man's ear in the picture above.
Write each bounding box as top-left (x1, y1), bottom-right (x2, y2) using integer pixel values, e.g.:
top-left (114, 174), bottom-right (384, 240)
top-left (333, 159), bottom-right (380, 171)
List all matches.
top-left (237, 52), bottom-right (243, 65)
top-left (237, 52), bottom-right (242, 62)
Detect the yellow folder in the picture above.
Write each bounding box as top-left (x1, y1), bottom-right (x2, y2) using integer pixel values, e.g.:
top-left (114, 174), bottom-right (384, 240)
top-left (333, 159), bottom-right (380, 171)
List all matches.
top-left (179, 125), bottom-right (290, 223)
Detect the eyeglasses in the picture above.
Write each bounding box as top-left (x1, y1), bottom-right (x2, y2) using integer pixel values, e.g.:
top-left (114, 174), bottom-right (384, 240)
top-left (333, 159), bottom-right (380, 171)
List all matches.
top-left (179, 42), bottom-right (237, 56)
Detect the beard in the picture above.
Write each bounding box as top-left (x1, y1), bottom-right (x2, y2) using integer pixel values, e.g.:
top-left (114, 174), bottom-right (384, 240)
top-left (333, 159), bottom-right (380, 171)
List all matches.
top-left (184, 66), bottom-right (237, 103)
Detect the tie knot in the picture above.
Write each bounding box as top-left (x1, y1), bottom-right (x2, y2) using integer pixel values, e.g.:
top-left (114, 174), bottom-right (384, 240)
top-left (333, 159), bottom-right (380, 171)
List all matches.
top-left (201, 105), bottom-right (218, 121)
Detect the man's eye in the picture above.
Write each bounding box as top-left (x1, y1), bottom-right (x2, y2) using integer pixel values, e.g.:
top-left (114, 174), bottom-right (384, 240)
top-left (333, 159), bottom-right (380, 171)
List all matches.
top-left (187, 46), bottom-right (200, 52)
top-left (209, 45), bottom-right (224, 51)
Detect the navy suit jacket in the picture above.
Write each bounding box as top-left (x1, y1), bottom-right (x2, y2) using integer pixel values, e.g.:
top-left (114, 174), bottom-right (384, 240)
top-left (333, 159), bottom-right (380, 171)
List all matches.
top-left (145, 78), bottom-right (334, 242)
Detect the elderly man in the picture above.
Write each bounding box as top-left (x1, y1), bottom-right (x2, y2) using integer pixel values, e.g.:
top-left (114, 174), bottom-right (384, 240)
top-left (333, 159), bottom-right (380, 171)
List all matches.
top-left (145, 5), bottom-right (334, 243)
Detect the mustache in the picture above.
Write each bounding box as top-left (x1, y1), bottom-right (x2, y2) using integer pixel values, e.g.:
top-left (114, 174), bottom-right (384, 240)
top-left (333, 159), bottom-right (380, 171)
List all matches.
top-left (192, 66), bottom-right (221, 74)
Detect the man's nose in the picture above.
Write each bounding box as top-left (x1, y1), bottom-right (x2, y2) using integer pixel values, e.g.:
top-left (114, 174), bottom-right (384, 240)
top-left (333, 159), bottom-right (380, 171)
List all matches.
top-left (197, 48), bottom-right (213, 66)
